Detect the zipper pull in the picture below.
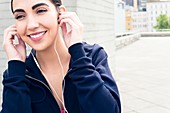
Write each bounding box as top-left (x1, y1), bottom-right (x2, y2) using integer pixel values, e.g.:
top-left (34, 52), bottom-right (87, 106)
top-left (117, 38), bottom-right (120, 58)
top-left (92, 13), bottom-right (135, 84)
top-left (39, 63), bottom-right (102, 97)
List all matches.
top-left (61, 110), bottom-right (65, 113)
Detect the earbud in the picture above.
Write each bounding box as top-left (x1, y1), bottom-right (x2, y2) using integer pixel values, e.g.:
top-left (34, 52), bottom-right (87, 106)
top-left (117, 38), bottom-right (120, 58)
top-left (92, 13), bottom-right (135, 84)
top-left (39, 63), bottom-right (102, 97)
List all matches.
top-left (57, 10), bottom-right (60, 20)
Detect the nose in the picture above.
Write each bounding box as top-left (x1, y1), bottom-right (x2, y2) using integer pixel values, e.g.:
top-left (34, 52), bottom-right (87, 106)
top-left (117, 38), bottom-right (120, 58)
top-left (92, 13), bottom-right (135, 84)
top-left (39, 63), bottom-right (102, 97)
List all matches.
top-left (27, 15), bottom-right (39, 30)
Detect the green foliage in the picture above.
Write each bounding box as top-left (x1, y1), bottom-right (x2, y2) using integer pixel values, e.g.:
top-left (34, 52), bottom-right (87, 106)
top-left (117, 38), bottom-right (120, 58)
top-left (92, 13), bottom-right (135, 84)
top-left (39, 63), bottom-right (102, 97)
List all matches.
top-left (154, 14), bottom-right (170, 30)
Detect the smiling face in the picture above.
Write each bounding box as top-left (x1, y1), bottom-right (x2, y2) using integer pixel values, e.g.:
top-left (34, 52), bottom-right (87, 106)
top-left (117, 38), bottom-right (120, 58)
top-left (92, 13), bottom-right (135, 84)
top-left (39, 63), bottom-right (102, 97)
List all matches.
top-left (12, 0), bottom-right (59, 51)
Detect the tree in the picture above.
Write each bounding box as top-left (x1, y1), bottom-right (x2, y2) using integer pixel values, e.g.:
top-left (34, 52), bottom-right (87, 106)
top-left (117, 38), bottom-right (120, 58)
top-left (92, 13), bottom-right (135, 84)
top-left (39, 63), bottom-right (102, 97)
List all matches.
top-left (154, 14), bottom-right (170, 30)
top-left (169, 17), bottom-right (170, 28)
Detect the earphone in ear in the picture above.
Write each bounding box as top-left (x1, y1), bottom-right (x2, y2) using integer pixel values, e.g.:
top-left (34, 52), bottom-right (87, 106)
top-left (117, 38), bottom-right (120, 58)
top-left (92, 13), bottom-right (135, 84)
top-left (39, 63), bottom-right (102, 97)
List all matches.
top-left (57, 9), bottom-right (61, 20)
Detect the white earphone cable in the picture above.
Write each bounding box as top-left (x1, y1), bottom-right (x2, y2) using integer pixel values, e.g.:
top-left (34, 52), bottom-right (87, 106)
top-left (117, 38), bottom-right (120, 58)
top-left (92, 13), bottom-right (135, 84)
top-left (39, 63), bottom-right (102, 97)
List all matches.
top-left (31, 13), bottom-right (68, 112)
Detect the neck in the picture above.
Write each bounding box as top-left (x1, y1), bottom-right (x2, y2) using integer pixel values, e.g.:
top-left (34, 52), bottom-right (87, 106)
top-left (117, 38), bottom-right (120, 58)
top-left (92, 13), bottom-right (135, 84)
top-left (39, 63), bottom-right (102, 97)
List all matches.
top-left (36, 34), bottom-right (70, 73)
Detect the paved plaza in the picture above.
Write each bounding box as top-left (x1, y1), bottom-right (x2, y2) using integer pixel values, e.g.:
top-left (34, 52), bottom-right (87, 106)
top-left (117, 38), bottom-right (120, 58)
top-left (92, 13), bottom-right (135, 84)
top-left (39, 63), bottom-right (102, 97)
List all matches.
top-left (115, 37), bottom-right (170, 113)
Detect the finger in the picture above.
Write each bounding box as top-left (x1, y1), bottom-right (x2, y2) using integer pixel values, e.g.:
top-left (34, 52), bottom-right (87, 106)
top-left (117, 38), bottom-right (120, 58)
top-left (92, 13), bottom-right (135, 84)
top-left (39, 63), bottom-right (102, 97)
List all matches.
top-left (61, 22), bottom-right (67, 37)
top-left (59, 18), bottom-right (78, 30)
top-left (3, 31), bottom-right (18, 47)
top-left (58, 12), bottom-right (82, 25)
top-left (4, 25), bottom-right (17, 33)
top-left (10, 24), bottom-right (17, 27)
top-left (58, 12), bottom-right (81, 25)
top-left (4, 27), bottom-right (17, 38)
top-left (4, 27), bottom-right (17, 34)
top-left (6, 31), bottom-right (17, 40)
top-left (11, 25), bottom-right (17, 28)
top-left (3, 31), bottom-right (17, 50)
top-left (5, 26), bottom-right (17, 32)
top-left (7, 25), bottom-right (17, 29)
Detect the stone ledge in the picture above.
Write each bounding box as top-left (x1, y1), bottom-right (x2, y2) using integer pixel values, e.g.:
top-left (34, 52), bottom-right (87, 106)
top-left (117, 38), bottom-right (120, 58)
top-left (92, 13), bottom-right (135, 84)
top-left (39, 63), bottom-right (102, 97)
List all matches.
top-left (115, 33), bottom-right (140, 50)
top-left (141, 32), bottom-right (170, 37)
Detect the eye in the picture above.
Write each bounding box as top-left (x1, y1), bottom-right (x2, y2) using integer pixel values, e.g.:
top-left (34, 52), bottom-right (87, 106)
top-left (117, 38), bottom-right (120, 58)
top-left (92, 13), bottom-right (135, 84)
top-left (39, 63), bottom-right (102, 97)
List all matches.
top-left (15, 14), bottom-right (25, 20)
top-left (36, 8), bottom-right (47, 14)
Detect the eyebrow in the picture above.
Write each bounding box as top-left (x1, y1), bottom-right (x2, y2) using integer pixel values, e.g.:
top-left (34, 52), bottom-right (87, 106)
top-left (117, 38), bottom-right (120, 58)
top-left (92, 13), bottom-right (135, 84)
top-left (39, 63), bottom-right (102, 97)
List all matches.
top-left (32, 3), bottom-right (49, 10)
top-left (13, 3), bottom-right (49, 14)
top-left (13, 9), bottom-right (25, 14)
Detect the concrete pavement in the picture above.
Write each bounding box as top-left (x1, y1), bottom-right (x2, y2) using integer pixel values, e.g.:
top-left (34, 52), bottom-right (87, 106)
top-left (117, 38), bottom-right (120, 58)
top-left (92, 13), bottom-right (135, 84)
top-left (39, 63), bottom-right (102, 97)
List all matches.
top-left (115, 37), bottom-right (170, 113)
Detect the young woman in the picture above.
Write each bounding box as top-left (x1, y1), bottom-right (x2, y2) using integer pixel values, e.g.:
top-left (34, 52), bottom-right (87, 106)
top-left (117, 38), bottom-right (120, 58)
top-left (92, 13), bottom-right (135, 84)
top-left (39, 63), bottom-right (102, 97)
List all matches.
top-left (1, 0), bottom-right (121, 113)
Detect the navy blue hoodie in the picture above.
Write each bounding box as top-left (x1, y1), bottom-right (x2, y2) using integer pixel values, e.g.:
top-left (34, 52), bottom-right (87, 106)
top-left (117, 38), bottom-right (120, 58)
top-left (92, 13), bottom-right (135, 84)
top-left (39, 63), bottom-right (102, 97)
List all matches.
top-left (1, 43), bottom-right (121, 113)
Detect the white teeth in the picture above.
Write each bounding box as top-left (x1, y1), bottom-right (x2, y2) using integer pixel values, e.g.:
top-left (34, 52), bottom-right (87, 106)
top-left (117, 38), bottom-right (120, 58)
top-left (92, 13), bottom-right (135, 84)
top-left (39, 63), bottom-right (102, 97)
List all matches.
top-left (30, 32), bottom-right (45, 39)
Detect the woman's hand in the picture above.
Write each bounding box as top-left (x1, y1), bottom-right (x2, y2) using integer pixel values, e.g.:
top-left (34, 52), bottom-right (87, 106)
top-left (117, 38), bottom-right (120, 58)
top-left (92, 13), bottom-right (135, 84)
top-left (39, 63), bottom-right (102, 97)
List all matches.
top-left (58, 12), bottom-right (83, 48)
top-left (3, 25), bottom-right (26, 62)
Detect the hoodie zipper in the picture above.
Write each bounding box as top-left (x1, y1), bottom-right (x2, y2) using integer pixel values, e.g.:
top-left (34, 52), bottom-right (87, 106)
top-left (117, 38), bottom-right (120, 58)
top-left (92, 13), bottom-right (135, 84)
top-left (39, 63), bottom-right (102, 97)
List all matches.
top-left (25, 75), bottom-right (53, 94)
top-left (25, 74), bottom-right (62, 112)
top-left (25, 68), bottom-right (72, 113)
top-left (30, 52), bottom-right (72, 113)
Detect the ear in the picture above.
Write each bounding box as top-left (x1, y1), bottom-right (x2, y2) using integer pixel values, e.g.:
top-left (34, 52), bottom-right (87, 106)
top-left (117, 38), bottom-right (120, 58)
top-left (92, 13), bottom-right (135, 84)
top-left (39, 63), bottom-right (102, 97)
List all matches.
top-left (59, 5), bottom-right (66, 13)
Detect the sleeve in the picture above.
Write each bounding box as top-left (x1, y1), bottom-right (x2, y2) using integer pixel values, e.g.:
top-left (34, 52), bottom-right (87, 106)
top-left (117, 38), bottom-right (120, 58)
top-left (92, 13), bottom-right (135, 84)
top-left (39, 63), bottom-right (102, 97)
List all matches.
top-left (1, 60), bottom-right (32, 113)
top-left (68, 43), bottom-right (121, 113)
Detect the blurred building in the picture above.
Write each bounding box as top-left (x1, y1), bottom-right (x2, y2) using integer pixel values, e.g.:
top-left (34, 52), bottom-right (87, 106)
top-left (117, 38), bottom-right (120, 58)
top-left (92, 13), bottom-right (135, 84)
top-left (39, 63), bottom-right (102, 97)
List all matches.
top-left (124, 0), bottom-right (141, 9)
top-left (124, 0), bottom-right (147, 11)
top-left (132, 0), bottom-right (148, 32)
top-left (114, 0), bottom-right (126, 34)
top-left (138, 0), bottom-right (147, 11)
top-left (125, 0), bottom-right (149, 32)
top-left (125, 0), bottom-right (134, 6)
top-left (132, 11), bottom-right (148, 32)
top-left (147, 0), bottom-right (170, 32)
top-left (133, 0), bottom-right (138, 11)
top-left (125, 6), bottom-right (134, 32)
top-left (125, 0), bottom-right (138, 32)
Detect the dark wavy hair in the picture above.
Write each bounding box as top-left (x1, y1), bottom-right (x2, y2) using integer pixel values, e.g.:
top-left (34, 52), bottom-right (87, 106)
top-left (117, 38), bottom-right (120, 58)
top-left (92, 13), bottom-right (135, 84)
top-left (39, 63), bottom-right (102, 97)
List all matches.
top-left (11, 0), bottom-right (62, 13)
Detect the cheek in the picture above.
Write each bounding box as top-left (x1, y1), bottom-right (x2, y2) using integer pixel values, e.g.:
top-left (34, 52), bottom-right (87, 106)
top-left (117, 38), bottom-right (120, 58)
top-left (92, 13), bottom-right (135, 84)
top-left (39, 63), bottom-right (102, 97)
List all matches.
top-left (16, 22), bottom-right (26, 36)
top-left (16, 22), bottom-right (28, 42)
top-left (41, 14), bottom-right (58, 28)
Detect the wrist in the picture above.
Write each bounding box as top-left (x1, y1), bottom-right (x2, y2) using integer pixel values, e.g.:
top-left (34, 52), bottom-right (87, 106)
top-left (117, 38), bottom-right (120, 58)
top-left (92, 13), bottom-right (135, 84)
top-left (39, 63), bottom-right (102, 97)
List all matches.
top-left (8, 60), bottom-right (26, 77)
top-left (8, 57), bottom-right (26, 63)
top-left (68, 42), bottom-right (85, 61)
top-left (69, 40), bottom-right (83, 48)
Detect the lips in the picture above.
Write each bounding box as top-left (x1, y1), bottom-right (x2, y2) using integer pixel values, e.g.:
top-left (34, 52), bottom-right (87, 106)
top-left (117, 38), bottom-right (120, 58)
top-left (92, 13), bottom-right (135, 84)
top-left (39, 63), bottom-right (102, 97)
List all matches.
top-left (27, 31), bottom-right (47, 41)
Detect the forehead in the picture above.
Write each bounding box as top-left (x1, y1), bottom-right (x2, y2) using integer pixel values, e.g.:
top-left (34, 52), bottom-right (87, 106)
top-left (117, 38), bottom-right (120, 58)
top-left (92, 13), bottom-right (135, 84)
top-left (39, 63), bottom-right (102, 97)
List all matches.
top-left (13, 0), bottom-right (52, 9)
